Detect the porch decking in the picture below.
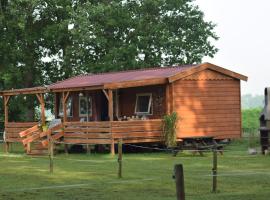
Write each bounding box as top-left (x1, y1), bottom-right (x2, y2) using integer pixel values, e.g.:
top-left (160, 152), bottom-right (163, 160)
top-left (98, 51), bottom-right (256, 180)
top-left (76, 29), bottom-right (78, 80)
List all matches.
top-left (4, 119), bottom-right (164, 154)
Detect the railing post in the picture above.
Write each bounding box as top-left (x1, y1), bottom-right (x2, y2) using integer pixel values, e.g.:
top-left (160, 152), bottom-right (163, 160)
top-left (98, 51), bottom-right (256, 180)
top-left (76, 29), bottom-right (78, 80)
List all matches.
top-left (118, 139), bottom-right (123, 178)
top-left (48, 136), bottom-right (54, 173)
top-left (174, 164), bottom-right (185, 200)
top-left (110, 122), bottom-right (115, 155)
top-left (26, 142), bottom-right (31, 154)
top-left (62, 92), bottom-right (69, 155)
top-left (86, 144), bottom-right (91, 154)
top-left (4, 96), bottom-right (10, 153)
top-left (25, 129), bottom-right (32, 154)
top-left (4, 142), bottom-right (9, 154)
top-left (62, 123), bottom-right (68, 155)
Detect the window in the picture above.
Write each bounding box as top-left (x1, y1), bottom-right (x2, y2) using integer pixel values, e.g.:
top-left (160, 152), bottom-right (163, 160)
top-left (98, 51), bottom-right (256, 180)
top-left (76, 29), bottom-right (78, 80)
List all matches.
top-left (79, 96), bottom-right (92, 117)
top-left (135, 93), bottom-right (153, 115)
top-left (59, 97), bottom-right (73, 117)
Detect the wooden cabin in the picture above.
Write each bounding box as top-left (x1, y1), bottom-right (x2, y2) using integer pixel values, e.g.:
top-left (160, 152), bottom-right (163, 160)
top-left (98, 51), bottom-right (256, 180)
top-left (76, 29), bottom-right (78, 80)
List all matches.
top-left (1, 62), bottom-right (247, 155)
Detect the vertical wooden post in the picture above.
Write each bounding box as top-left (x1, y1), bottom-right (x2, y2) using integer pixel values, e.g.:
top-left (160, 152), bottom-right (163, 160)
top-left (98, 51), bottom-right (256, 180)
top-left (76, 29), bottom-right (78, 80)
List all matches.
top-left (118, 139), bottom-right (123, 178)
top-left (40, 95), bottom-right (46, 126)
top-left (86, 144), bottom-right (91, 154)
top-left (36, 94), bottom-right (46, 126)
top-left (62, 92), bottom-right (67, 123)
top-left (166, 84), bottom-right (171, 115)
top-left (115, 89), bottom-right (119, 119)
top-left (108, 89), bottom-right (113, 121)
top-left (62, 92), bottom-right (69, 154)
top-left (108, 90), bottom-right (115, 155)
top-left (170, 83), bottom-right (174, 113)
top-left (174, 164), bottom-right (185, 200)
top-left (64, 145), bottom-right (68, 155)
top-left (54, 93), bottom-right (58, 118)
top-left (26, 142), bottom-right (31, 154)
top-left (212, 149), bottom-right (218, 193)
top-left (111, 138), bottom-right (115, 155)
top-left (4, 96), bottom-right (10, 125)
top-left (3, 95), bottom-right (10, 153)
top-left (86, 93), bottom-right (91, 155)
top-left (48, 135), bottom-right (54, 173)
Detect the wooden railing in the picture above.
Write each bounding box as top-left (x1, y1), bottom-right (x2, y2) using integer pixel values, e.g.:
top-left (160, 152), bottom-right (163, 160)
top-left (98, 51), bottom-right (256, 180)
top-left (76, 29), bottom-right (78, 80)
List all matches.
top-left (17, 123), bottom-right (64, 154)
top-left (63, 121), bottom-right (112, 144)
top-left (5, 122), bottom-right (38, 142)
top-left (7, 120), bottom-right (164, 148)
top-left (112, 119), bottom-right (163, 143)
top-left (40, 124), bottom-right (64, 146)
top-left (19, 124), bottom-right (42, 153)
top-left (19, 125), bottom-right (41, 145)
top-left (62, 119), bottom-right (163, 145)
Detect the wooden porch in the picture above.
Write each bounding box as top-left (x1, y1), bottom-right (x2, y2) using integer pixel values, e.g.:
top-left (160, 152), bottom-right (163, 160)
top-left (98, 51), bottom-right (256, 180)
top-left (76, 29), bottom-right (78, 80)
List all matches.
top-left (4, 119), bottom-right (164, 155)
top-left (1, 80), bottom-right (172, 155)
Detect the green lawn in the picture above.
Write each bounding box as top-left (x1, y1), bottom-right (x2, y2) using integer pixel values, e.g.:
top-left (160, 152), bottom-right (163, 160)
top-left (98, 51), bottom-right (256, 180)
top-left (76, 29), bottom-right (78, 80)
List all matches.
top-left (0, 141), bottom-right (270, 200)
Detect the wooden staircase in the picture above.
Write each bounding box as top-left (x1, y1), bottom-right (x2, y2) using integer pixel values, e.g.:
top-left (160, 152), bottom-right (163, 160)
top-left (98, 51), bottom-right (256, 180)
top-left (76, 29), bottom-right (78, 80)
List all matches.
top-left (27, 142), bottom-right (48, 156)
top-left (19, 124), bottom-right (64, 156)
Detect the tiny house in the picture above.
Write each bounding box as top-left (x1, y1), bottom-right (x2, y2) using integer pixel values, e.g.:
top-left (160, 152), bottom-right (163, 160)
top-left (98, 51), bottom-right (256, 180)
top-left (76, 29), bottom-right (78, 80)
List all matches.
top-left (1, 62), bottom-right (247, 154)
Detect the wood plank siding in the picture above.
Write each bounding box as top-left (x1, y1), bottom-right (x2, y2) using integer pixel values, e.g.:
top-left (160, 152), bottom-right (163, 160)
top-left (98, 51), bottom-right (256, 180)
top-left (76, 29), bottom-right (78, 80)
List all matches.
top-left (119, 85), bottom-right (166, 119)
top-left (173, 69), bottom-right (241, 139)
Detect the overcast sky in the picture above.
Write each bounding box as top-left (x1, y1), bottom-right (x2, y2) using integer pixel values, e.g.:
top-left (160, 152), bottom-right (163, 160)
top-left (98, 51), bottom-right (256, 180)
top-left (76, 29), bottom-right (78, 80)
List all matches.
top-left (196, 0), bottom-right (270, 95)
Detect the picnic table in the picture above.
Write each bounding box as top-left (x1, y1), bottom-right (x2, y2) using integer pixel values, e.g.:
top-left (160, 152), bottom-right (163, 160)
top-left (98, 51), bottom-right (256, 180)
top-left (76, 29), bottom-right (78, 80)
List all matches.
top-left (174, 136), bottom-right (224, 156)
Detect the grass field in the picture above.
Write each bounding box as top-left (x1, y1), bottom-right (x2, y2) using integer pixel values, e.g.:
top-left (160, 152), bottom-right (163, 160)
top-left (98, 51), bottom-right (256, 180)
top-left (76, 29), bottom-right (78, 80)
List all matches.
top-left (0, 140), bottom-right (270, 200)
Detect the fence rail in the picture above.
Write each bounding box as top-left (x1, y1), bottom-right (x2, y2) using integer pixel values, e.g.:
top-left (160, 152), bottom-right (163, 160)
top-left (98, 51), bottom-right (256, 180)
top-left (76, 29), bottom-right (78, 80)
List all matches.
top-left (2, 121), bottom-right (262, 147)
top-left (62, 119), bottom-right (164, 144)
top-left (4, 122), bottom-right (38, 143)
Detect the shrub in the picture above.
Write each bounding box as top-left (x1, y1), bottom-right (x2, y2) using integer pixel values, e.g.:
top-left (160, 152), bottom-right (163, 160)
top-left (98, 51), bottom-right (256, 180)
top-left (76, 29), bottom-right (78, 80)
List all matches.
top-left (163, 112), bottom-right (179, 148)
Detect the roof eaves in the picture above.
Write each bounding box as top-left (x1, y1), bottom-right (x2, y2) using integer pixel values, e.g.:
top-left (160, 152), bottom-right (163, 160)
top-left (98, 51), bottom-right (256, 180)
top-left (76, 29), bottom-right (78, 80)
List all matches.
top-left (1, 87), bottom-right (48, 96)
top-left (168, 62), bottom-right (248, 82)
top-left (205, 63), bottom-right (248, 81)
top-left (104, 77), bottom-right (168, 89)
top-left (168, 64), bottom-right (202, 82)
top-left (49, 85), bottom-right (104, 92)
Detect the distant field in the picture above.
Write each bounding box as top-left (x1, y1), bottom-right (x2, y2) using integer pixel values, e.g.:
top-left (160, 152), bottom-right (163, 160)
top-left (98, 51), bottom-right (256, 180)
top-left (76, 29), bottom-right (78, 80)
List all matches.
top-left (0, 140), bottom-right (270, 200)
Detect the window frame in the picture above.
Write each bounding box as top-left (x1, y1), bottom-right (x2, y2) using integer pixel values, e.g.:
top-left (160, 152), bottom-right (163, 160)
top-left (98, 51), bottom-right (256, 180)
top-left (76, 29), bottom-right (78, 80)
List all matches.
top-left (134, 93), bottom-right (153, 115)
top-left (59, 96), bottom-right (73, 117)
top-left (79, 96), bottom-right (93, 117)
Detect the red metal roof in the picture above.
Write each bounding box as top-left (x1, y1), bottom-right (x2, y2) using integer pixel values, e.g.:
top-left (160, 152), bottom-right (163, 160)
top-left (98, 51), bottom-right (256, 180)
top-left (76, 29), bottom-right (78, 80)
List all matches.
top-left (49, 64), bottom-right (197, 90)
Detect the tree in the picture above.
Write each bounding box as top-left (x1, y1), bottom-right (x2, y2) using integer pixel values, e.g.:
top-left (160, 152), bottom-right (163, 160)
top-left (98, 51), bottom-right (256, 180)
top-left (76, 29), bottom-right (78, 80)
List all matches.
top-left (0, 0), bottom-right (218, 122)
top-left (68, 0), bottom-right (218, 73)
top-left (0, 0), bottom-right (76, 121)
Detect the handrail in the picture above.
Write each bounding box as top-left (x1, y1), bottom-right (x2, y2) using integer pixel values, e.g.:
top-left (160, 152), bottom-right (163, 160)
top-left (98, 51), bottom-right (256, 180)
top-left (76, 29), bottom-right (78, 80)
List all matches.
top-left (19, 123), bottom-right (65, 147)
top-left (40, 124), bottom-right (63, 138)
top-left (40, 124), bottom-right (64, 147)
top-left (19, 125), bottom-right (40, 138)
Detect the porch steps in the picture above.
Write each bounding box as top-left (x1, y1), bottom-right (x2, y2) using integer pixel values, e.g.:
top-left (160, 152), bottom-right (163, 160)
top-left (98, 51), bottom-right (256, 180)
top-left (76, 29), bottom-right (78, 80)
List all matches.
top-left (27, 142), bottom-right (48, 156)
top-left (18, 122), bottom-right (64, 156)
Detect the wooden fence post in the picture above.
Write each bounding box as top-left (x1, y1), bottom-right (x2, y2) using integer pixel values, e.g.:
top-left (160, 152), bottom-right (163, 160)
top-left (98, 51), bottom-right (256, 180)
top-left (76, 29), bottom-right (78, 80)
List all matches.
top-left (64, 144), bottom-right (68, 155)
top-left (174, 164), bottom-right (185, 200)
top-left (86, 144), bottom-right (91, 154)
top-left (48, 137), bottom-right (54, 173)
top-left (212, 149), bottom-right (217, 193)
top-left (118, 139), bottom-right (123, 178)
top-left (4, 142), bottom-right (9, 154)
top-left (26, 142), bottom-right (31, 154)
